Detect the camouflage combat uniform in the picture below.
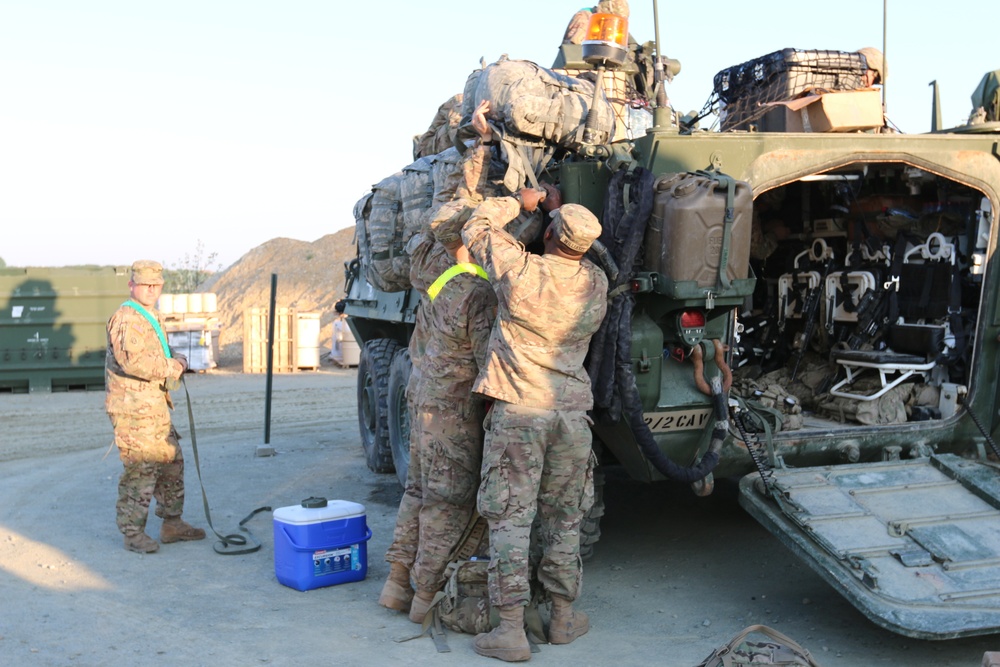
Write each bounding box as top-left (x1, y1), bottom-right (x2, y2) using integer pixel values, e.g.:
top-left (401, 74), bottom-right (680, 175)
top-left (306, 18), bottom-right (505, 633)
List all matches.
top-left (105, 301), bottom-right (187, 538)
top-left (383, 230), bottom-right (453, 572)
top-left (384, 142), bottom-right (491, 574)
top-left (405, 264), bottom-right (496, 593)
top-left (462, 197), bottom-right (608, 608)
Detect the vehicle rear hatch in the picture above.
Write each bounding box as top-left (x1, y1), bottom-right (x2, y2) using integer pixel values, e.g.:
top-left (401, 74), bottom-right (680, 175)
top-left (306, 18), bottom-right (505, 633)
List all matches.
top-left (739, 453), bottom-right (1000, 639)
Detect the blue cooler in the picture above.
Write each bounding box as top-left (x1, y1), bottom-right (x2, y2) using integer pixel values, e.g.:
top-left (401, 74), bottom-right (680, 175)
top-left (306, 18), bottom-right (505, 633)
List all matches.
top-left (272, 497), bottom-right (372, 591)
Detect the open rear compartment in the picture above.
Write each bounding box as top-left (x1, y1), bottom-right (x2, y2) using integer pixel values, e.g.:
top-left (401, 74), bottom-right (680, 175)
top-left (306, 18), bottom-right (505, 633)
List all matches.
top-left (731, 161), bottom-right (990, 442)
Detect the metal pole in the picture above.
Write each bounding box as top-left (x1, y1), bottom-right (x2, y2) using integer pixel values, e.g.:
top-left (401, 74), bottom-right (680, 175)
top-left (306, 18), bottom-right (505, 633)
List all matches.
top-left (882, 0), bottom-right (888, 112)
top-left (264, 273), bottom-right (277, 445)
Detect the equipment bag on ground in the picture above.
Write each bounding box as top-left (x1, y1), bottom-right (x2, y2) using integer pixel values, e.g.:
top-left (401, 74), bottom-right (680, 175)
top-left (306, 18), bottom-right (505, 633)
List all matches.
top-left (695, 624), bottom-right (823, 666)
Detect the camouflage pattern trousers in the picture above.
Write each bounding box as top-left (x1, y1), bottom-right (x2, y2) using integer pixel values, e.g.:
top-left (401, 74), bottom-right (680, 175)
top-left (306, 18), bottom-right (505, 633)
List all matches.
top-left (478, 401), bottom-right (596, 608)
top-left (385, 399), bottom-right (484, 594)
top-left (109, 413), bottom-right (186, 536)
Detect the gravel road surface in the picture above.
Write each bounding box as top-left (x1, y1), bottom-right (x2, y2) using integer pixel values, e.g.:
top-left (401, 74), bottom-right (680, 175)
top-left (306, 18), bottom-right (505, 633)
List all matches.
top-left (0, 368), bottom-right (996, 666)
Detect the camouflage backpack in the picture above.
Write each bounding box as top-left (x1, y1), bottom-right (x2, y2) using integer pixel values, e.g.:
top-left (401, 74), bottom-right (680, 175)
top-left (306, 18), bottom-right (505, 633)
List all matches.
top-left (412, 93), bottom-right (464, 160)
top-left (461, 57), bottom-right (615, 148)
top-left (435, 557), bottom-right (494, 635)
top-left (352, 191), bottom-right (374, 286)
top-left (407, 513), bottom-right (545, 653)
top-left (360, 156), bottom-right (435, 293)
top-left (696, 624), bottom-right (823, 667)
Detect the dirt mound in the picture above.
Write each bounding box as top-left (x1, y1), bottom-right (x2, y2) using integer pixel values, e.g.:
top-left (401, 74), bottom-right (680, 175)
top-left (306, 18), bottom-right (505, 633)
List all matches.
top-left (200, 229), bottom-right (356, 365)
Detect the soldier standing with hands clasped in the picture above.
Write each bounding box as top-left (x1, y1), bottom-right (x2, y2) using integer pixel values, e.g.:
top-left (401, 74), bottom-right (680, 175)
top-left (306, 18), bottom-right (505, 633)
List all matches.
top-left (461, 159), bottom-right (609, 660)
top-left (105, 260), bottom-right (205, 554)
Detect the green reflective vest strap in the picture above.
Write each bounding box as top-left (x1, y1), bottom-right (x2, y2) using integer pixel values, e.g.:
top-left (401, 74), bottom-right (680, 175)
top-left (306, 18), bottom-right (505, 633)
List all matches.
top-left (122, 300), bottom-right (172, 358)
top-left (427, 263), bottom-right (488, 302)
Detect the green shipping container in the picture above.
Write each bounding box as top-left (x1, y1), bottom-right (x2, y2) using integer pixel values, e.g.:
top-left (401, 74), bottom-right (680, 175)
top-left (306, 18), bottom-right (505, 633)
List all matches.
top-left (0, 266), bottom-right (131, 393)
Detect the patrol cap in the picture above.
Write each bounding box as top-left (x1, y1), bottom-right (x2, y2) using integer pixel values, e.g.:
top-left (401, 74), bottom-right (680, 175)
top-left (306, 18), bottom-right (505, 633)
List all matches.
top-left (857, 47), bottom-right (885, 84)
top-left (429, 198), bottom-right (475, 245)
top-left (131, 260), bottom-right (164, 285)
top-left (552, 204), bottom-right (601, 254)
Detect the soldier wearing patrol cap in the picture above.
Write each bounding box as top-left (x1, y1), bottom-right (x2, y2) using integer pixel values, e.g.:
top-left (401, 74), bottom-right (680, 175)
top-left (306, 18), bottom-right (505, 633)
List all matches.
top-left (461, 184), bottom-right (608, 661)
top-left (857, 47), bottom-right (886, 88)
top-left (105, 260), bottom-right (205, 554)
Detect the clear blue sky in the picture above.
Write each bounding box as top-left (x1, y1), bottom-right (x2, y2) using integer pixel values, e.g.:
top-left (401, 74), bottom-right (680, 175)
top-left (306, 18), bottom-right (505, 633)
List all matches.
top-left (1, 1), bottom-right (993, 270)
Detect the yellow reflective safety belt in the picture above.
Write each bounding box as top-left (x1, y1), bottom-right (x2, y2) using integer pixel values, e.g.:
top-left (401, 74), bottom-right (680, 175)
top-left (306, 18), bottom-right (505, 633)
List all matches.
top-left (427, 263), bottom-right (489, 301)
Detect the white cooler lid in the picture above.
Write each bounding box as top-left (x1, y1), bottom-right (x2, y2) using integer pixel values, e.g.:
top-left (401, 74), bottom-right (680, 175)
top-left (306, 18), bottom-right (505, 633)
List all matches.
top-left (273, 499), bottom-right (365, 525)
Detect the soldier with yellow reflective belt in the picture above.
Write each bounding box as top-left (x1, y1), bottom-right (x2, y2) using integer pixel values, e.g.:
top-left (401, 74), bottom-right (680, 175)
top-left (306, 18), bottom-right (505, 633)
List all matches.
top-left (380, 104), bottom-right (498, 616)
top-left (380, 200), bottom-right (498, 624)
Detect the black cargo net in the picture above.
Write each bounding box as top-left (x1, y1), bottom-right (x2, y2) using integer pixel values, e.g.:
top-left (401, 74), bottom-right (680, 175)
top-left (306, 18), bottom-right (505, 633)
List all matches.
top-left (692, 49), bottom-right (867, 131)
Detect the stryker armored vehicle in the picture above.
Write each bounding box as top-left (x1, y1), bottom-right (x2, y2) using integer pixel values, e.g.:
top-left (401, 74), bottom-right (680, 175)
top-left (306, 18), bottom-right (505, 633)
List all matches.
top-left (342, 6), bottom-right (1000, 640)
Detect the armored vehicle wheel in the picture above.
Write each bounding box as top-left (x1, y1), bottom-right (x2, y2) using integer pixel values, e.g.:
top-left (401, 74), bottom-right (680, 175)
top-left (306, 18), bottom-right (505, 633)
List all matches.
top-left (579, 468), bottom-right (605, 562)
top-left (357, 338), bottom-right (401, 474)
top-left (387, 349), bottom-right (412, 488)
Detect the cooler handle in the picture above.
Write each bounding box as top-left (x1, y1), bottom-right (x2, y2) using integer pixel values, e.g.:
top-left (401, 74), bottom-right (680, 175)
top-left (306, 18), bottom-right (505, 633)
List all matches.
top-left (280, 525), bottom-right (373, 550)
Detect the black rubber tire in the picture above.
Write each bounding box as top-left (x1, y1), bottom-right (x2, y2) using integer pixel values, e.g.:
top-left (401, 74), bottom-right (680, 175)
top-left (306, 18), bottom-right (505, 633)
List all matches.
top-left (357, 338), bottom-right (401, 474)
top-left (387, 349), bottom-right (412, 488)
top-left (579, 467), bottom-right (605, 562)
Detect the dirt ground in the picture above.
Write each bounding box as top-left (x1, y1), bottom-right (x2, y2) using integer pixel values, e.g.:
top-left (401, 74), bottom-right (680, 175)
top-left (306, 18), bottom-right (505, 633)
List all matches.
top-left (1, 367), bottom-right (997, 666)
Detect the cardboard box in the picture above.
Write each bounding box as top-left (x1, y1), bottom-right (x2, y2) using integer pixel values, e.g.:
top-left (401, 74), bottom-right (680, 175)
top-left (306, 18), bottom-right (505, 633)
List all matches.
top-left (776, 89), bottom-right (884, 133)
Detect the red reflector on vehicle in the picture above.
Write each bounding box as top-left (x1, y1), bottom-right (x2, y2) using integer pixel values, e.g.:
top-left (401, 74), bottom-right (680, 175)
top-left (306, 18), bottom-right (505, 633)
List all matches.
top-left (680, 311), bottom-right (705, 328)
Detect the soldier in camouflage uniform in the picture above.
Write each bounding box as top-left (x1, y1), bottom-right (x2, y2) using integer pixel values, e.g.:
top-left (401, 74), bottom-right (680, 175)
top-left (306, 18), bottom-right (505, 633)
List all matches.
top-left (400, 200), bottom-right (498, 624)
top-left (380, 103), bottom-right (497, 616)
top-left (105, 260), bottom-right (206, 554)
top-left (378, 212), bottom-right (454, 612)
top-left (462, 182), bottom-right (608, 661)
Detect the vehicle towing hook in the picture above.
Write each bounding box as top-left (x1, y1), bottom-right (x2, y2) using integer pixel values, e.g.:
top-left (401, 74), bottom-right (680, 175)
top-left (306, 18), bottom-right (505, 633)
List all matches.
top-left (690, 339), bottom-right (733, 396)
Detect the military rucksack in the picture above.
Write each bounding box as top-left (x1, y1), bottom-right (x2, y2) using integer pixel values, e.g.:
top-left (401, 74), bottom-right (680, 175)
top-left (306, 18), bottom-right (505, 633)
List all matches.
top-left (404, 512), bottom-right (545, 653)
top-left (695, 624), bottom-right (823, 667)
top-left (461, 57), bottom-right (615, 149)
top-left (359, 156), bottom-right (436, 293)
top-left (412, 93), bottom-right (464, 160)
top-left (435, 558), bottom-right (494, 635)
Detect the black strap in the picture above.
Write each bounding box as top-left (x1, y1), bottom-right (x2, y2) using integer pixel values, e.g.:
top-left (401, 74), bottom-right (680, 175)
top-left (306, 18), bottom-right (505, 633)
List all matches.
top-left (180, 377), bottom-right (270, 555)
top-left (839, 271), bottom-right (857, 314)
top-left (886, 233), bottom-right (909, 324)
top-left (448, 510), bottom-right (488, 562)
top-left (945, 252), bottom-right (968, 362)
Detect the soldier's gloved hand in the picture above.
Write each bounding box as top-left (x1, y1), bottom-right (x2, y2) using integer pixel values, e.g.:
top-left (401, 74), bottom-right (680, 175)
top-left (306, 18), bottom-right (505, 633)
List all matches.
top-left (174, 353), bottom-right (188, 374)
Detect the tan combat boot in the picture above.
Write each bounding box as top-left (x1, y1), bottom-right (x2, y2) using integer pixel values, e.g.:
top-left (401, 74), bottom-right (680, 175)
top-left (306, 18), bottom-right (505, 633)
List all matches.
top-left (548, 594), bottom-right (589, 644)
top-left (124, 532), bottom-right (159, 554)
top-left (473, 605), bottom-right (531, 662)
top-left (378, 562), bottom-right (414, 612)
top-left (159, 517), bottom-right (206, 543)
top-left (408, 589), bottom-right (436, 623)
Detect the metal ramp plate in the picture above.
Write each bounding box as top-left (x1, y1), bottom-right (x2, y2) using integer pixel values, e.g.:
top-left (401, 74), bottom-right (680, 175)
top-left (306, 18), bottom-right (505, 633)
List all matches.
top-left (738, 454), bottom-right (1000, 639)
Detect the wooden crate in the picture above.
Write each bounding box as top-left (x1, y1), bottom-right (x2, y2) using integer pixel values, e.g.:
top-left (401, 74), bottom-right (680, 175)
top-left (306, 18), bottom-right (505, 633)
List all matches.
top-left (243, 307), bottom-right (297, 373)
